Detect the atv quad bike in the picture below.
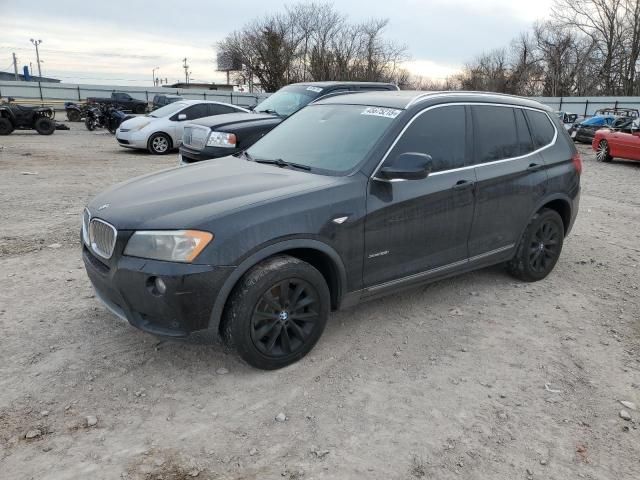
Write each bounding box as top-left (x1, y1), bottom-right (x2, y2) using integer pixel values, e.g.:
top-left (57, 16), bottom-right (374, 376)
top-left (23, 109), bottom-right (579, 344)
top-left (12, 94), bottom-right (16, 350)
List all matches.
top-left (0, 99), bottom-right (57, 135)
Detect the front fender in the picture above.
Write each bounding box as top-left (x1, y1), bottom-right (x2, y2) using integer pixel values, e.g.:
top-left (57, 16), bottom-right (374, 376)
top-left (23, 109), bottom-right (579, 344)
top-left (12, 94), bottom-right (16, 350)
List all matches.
top-left (207, 238), bottom-right (347, 336)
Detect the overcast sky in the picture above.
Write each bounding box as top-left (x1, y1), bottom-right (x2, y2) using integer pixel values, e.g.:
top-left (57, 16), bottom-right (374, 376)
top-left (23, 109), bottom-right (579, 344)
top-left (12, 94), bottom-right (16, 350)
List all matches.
top-left (0, 0), bottom-right (552, 87)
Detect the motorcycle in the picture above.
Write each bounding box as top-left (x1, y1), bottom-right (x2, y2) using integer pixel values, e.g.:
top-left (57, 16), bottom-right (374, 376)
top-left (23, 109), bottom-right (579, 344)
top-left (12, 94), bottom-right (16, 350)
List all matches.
top-left (85, 103), bottom-right (133, 134)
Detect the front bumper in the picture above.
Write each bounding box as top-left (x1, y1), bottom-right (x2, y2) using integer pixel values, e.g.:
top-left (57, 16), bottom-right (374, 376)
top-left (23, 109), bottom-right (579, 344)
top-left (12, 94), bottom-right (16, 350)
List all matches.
top-left (82, 240), bottom-right (234, 337)
top-left (179, 144), bottom-right (240, 165)
top-left (115, 129), bottom-right (148, 149)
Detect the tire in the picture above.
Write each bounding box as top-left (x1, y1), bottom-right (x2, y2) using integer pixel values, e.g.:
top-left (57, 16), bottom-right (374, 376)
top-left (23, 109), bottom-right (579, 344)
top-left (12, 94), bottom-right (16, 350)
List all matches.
top-left (135, 104), bottom-right (147, 114)
top-left (67, 110), bottom-right (81, 122)
top-left (507, 208), bottom-right (565, 282)
top-left (0, 117), bottom-right (14, 135)
top-left (221, 255), bottom-right (330, 370)
top-left (85, 117), bottom-right (96, 131)
top-left (596, 139), bottom-right (613, 162)
top-left (34, 117), bottom-right (55, 135)
top-left (148, 133), bottom-right (172, 154)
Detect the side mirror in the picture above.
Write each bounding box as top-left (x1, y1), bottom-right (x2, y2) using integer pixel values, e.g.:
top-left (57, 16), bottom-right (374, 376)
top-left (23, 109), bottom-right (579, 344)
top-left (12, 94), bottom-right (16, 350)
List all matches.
top-left (178, 113), bottom-right (187, 121)
top-left (378, 152), bottom-right (433, 181)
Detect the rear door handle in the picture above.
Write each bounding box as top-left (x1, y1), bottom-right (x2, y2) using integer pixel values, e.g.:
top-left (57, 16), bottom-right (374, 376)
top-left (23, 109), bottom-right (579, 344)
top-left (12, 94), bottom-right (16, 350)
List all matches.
top-left (527, 163), bottom-right (544, 172)
top-left (453, 179), bottom-right (474, 190)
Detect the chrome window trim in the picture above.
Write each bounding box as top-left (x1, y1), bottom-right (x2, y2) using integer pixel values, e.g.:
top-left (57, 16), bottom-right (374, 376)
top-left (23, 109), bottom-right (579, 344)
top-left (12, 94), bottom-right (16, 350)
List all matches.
top-left (365, 243), bottom-right (515, 293)
top-left (371, 102), bottom-right (558, 182)
top-left (82, 207), bottom-right (91, 246)
top-left (89, 218), bottom-right (117, 259)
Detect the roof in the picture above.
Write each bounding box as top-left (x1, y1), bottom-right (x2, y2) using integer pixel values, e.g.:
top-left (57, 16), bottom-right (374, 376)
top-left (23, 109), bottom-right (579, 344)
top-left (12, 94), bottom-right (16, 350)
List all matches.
top-left (316, 90), bottom-right (553, 111)
top-left (288, 81), bottom-right (398, 89)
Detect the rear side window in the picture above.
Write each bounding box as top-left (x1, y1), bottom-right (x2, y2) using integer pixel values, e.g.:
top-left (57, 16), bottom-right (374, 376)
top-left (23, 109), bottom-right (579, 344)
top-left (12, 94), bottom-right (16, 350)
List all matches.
top-left (208, 104), bottom-right (239, 115)
top-left (525, 110), bottom-right (555, 149)
top-left (472, 106), bottom-right (519, 163)
top-left (515, 108), bottom-right (534, 155)
top-left (388, 105), bottom-right (466, 172)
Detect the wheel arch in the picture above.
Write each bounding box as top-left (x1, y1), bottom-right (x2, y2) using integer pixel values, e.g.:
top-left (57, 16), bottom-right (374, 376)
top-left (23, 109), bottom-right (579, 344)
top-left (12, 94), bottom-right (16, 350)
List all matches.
top-left (208, 239), bottom-right (347, 336)
top-left (529, 194), bottom-right (572, 237)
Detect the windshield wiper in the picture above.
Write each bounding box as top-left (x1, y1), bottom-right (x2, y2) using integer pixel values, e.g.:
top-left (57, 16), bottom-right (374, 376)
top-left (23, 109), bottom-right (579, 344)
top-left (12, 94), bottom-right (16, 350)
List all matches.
top-left (256, 109), bottom-right (281, 116)
top-left (235, 150), bottom-right (254, 161)
top-left (254, 157), bottom-right (311, 171)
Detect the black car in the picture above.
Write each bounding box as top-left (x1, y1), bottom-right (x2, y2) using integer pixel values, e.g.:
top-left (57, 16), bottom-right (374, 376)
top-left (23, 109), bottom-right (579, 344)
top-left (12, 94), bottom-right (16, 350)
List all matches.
top-left (82, 91), bottom-right (581, 370)
top-left (178, 81), bottom-right (399, 164)
top-left (152, 94), bottom-right (183, 110)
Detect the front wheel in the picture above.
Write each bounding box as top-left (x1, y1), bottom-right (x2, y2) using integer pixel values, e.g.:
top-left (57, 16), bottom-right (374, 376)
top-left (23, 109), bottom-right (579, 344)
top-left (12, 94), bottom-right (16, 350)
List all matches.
top-left (34, 117), bottom-right (55, 135)
top-left (148, 133), bottom-right (172, 154)
top-left (596, 139), bottom-right (612, 162)
top-left (507, 208), bottom-right (564, 282)
top-left (85, 117), bottom-right (96, 131)
top-left (222, 255), bottom-right (330, 370)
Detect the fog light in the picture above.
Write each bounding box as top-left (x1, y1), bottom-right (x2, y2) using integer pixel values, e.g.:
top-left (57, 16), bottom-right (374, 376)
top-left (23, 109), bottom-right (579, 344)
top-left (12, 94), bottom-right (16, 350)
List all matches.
top-left (154, 277), bottom-right (167, 295)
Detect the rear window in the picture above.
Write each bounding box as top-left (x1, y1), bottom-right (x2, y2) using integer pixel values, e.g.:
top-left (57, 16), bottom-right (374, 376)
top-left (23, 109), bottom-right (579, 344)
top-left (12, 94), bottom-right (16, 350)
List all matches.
top-left (525, 110), bottom-right (555, 149)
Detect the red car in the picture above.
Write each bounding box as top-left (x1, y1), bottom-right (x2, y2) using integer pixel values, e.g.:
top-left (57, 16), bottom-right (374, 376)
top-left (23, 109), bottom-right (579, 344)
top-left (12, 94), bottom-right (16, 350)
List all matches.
top-left (592, 119), bottom-right (640, 162)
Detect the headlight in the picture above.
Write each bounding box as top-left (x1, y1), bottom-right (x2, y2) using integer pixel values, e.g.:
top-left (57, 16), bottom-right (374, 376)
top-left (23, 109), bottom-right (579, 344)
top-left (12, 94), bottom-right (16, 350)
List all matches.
top-left (129, 121), bottom-right (151, 132)
top-left (206, 131), bottom-right (236, 148)
top-left (124, 230), bottom-right (213, 262)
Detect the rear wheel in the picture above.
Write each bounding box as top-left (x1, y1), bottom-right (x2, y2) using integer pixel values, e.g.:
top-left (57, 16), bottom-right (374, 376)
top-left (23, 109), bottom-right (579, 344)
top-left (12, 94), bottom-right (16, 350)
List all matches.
top-left (222, 255), bottom-right (330, 370)
top-left (34, 117), bottom-right (55, 135)
top-left (0, 117), bottom-right (14, 135)
top-left (67, 110), bottom-right (81, 122)
top-left (148, 133), bottom-right (172, 154)
top-left (507, 209), bottom-right (564, 282)
top-left (596, 139), bottom-right (612, 162)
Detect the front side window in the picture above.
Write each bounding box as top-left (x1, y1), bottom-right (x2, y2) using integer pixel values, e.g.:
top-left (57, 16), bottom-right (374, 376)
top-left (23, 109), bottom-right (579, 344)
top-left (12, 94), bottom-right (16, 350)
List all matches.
top-left (525, 110), bottom-right (555, 149)
top-left (246, 104), bottom-right (398, 174)
top-left (472, 105), bottom-right (520, 163)
top-left (182, 104), bottom-right (210, 120)
top-left (386, 105), bottom-right (466, 172)
top-left (149, 102), bottom-right (188, 118)
top-left (208, 104), bottom-right (240, 116)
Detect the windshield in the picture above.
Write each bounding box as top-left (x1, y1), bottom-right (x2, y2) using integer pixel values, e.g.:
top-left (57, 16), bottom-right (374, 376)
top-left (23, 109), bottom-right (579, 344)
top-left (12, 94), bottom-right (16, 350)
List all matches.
top-left (582, 116), bottom-right (614, 126)
top-left (254, 85), bottom-right (324, 117)
top-left (246, 104), bottom-right (400, 174)
top-left (149, 102), bottom-right (188, 118)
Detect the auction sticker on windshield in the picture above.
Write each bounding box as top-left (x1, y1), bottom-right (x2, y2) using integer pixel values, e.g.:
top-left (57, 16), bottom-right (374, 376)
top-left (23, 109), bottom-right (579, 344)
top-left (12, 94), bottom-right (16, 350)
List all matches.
top-left (361, 107), bottom-right (401, 118)
top-left (306, 86), bottom-right (323, 93)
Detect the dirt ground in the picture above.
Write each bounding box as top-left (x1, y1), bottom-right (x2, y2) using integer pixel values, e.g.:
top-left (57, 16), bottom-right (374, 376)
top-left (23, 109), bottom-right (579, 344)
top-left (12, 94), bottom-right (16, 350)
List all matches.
top-left (0, 124), bottom-right (639, 480)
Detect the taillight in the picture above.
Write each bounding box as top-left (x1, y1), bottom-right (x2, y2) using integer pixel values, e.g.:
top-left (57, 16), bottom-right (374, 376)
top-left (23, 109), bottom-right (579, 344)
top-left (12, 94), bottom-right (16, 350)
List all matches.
top-left (572, 152), bottom-right (582, 175)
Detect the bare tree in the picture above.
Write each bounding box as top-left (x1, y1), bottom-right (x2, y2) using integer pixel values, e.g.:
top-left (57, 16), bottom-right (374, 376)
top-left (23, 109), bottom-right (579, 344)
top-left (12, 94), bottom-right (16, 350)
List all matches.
top-left (217, 2), bottom-right (407, 91)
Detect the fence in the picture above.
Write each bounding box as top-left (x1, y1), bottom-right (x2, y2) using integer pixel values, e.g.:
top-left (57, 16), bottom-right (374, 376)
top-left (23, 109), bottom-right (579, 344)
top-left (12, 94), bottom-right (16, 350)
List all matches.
top-left (0, 80), bottom-right (270, 108)
top-left (3, 80), bottom-right (640, 117)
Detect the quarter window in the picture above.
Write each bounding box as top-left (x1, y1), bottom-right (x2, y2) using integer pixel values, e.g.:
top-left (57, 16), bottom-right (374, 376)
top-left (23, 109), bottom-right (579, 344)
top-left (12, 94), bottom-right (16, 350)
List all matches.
top-left (472, 106), bottom-right (520, 163)
top-left (525, 110), bottom-right (555, 149)
top-left (387, 105), bottom-right (466, 173)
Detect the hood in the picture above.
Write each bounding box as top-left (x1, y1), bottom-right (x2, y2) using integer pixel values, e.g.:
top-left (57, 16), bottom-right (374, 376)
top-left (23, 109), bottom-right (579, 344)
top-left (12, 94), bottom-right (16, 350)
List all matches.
top-left (88, 157), bottom-right (337, 230)
top-left (120, 116), bottom-right (156, 130)
top-left (188, 112), bottom-right (281, 130)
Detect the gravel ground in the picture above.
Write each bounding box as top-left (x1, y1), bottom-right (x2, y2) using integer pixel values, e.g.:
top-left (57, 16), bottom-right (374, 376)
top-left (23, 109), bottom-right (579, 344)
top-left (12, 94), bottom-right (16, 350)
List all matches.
top-left (1, 125), bottom-right (639, 480)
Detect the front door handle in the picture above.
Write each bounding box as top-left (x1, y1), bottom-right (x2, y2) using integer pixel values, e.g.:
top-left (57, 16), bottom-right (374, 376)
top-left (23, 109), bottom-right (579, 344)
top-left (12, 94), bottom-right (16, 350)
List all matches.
top-left (452, 179), bottom-right (474, 190)
top-left (527, 163), bottom-right (544, 172)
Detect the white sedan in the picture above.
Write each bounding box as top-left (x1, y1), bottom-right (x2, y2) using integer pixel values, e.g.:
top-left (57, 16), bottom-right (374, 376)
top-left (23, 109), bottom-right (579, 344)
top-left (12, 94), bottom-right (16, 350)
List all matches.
top-left (115, 100), bottom-right (248, 154)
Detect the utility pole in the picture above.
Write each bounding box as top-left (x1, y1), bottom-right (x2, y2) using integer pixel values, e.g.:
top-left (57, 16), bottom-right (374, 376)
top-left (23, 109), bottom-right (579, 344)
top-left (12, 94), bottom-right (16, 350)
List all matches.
top-left (30, 39), bottom-right (43, 79)
top-left (152, 66), bottom-right (159, 87)
top-left (12, 53), bottom-right (19, 80)
top-left (183, 57), bottom-right (189, 84)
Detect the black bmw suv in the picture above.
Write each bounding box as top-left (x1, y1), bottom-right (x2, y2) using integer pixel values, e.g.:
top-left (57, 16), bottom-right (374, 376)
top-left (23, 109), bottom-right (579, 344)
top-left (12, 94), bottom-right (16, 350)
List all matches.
top-left (178, 81), bottom-right (398, 165)
top-left (82, 91), bottom-right (581, 370)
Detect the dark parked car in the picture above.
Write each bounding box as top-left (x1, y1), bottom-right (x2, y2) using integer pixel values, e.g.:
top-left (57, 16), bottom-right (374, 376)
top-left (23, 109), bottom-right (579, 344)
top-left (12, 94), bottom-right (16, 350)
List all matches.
top-left (152, 94), bottom-right (183, 110)
top-left (569, 115), bottom-right (618, 143)
top-left (82, 91), bottom-right (581, 369)
top-left (0, 99), bottom-right (56, 135)
top-left (178, 81), bottom-right (399, 164)
top-left (87, 92), bottom-right (147, 114)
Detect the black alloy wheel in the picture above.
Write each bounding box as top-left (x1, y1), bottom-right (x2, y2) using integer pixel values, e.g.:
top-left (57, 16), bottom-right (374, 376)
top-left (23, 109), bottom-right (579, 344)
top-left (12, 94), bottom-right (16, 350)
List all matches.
top-left (528, 219), bottom-right (561, 275)
top-left (250, 278), bottom-right (320, 358)
top-left (222, 255), bottom-right (330, 370)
